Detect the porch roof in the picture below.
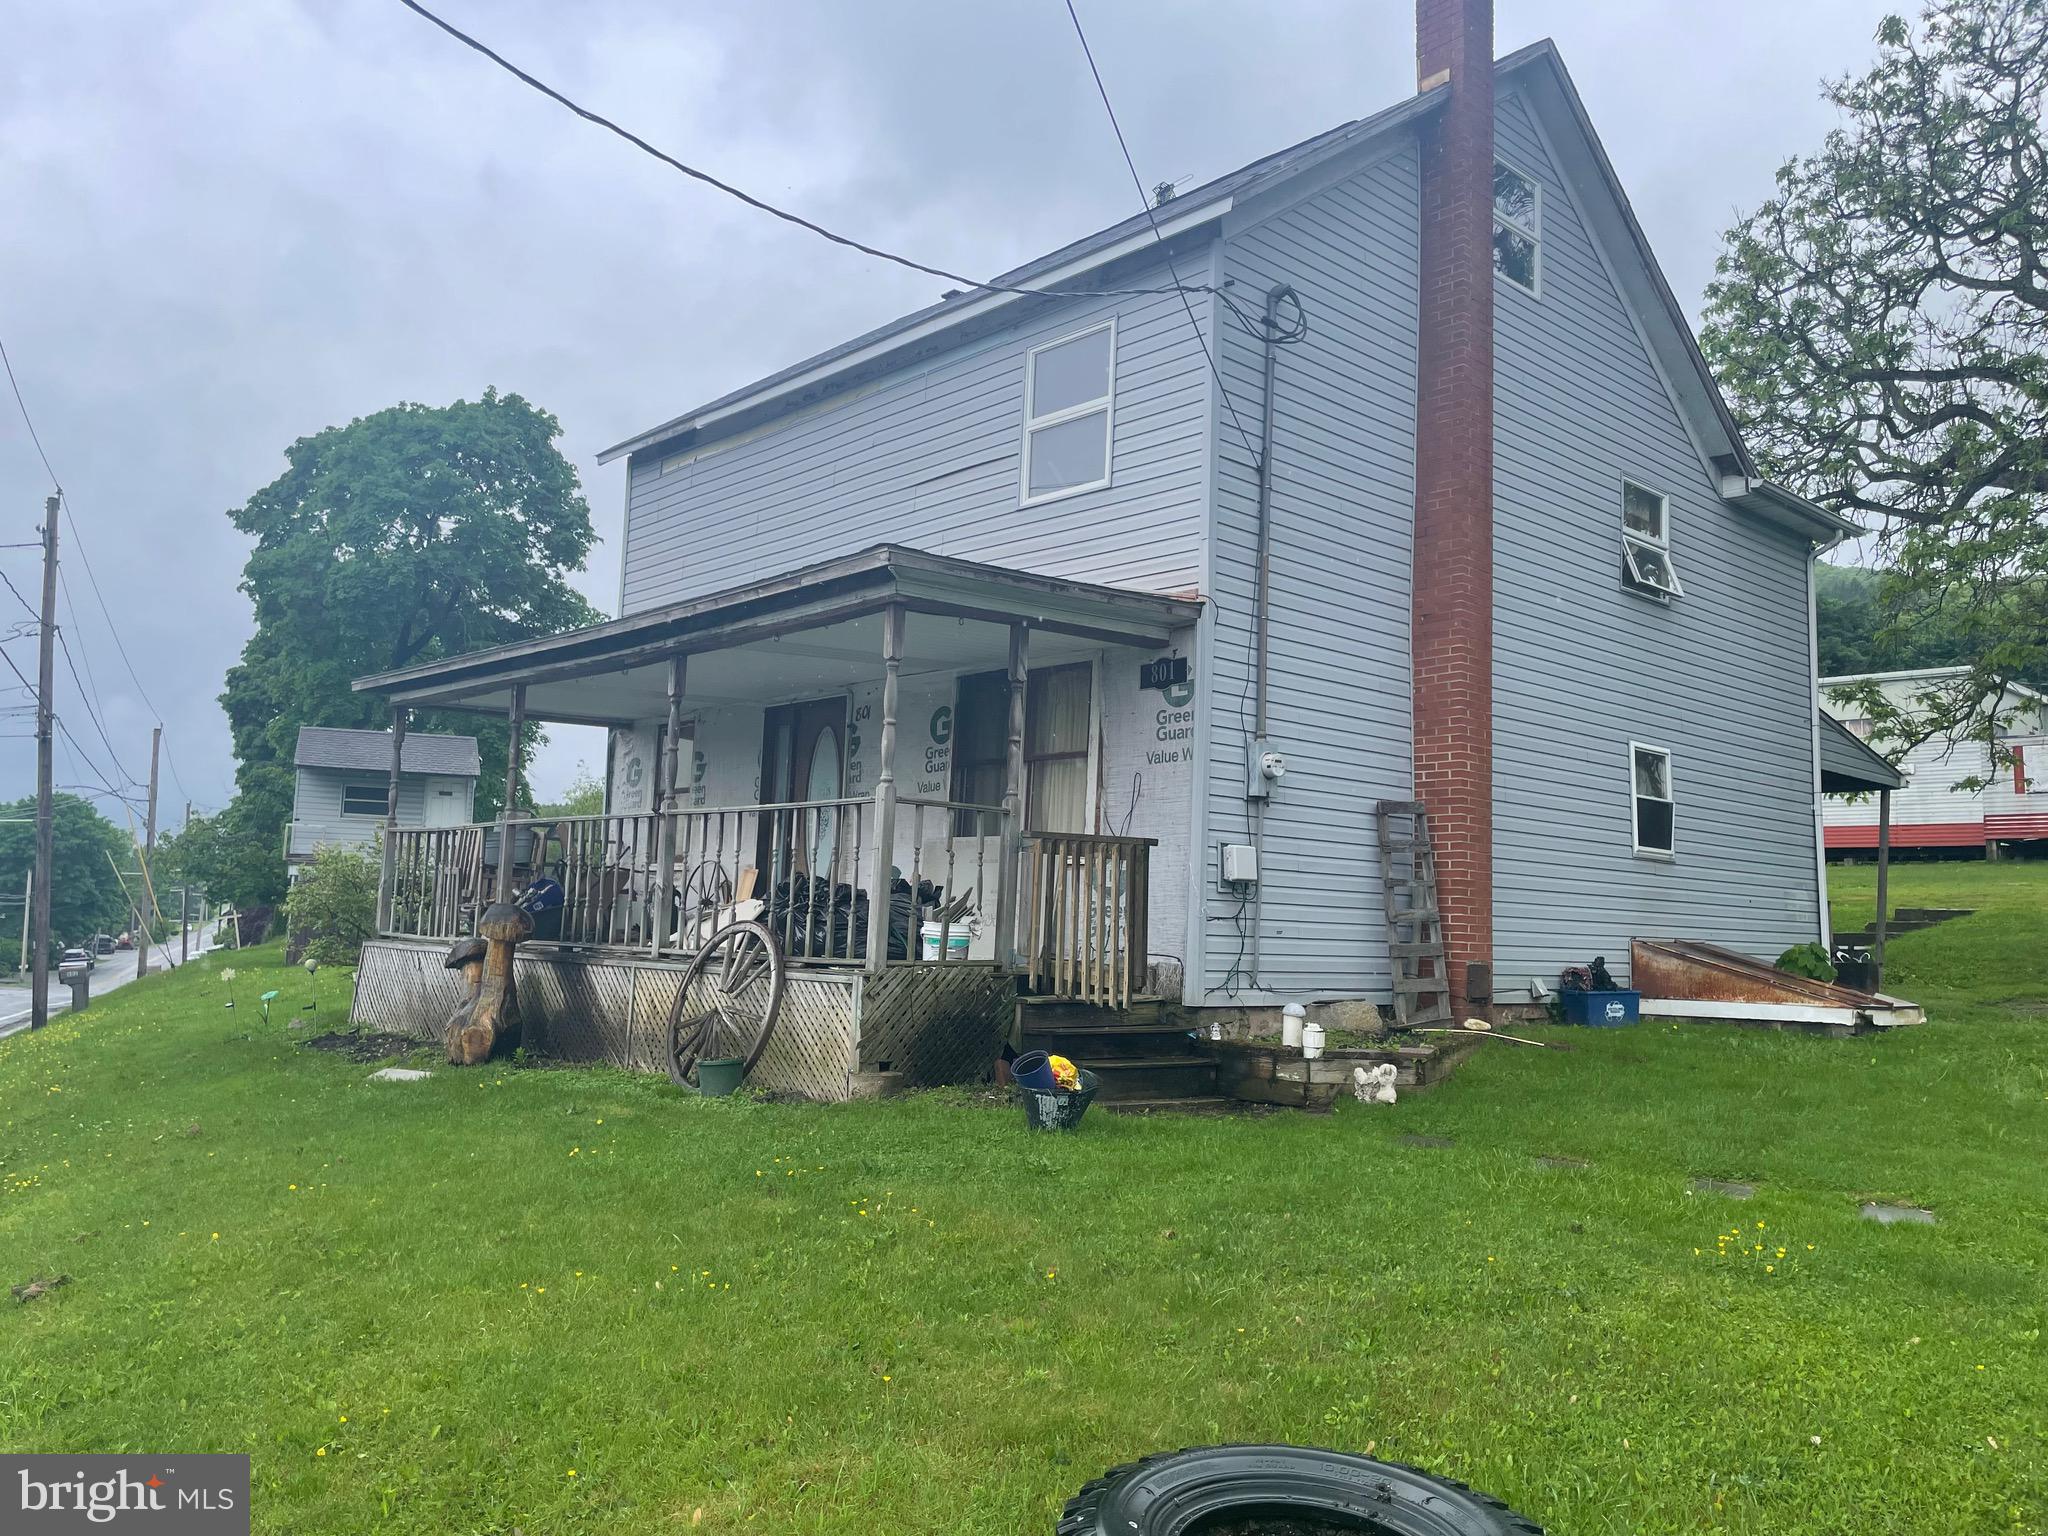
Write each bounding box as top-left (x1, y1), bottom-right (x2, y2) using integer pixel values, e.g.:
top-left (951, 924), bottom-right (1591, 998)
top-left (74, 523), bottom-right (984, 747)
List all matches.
top-left (351, 544), bottom-right (1199, 726)
top-left (1818, 711), bottom-right (1904, 794)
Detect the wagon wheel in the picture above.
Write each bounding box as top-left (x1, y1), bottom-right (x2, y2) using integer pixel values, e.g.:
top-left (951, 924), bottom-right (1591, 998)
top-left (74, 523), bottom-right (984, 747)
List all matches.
top-left (665, 919), bottom-right (786, 1088)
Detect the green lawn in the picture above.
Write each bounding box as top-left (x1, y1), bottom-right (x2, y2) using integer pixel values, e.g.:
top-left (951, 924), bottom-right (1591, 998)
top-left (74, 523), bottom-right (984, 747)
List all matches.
top-left (4, 866), bottom-right (2046, 1535)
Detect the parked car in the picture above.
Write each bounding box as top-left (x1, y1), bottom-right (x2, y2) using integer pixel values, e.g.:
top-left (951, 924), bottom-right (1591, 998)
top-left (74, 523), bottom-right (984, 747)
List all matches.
top-left (92, 934), bottom-right (115, 956)
top-left (115, 932), bottom-right (133, 950)
top-left (57, 948), bottom-right (92, 983)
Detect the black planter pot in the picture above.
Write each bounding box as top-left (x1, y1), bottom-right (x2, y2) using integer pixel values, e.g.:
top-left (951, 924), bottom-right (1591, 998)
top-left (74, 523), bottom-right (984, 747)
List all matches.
top-left (1058, 1446), bottom-right (1540, 1536)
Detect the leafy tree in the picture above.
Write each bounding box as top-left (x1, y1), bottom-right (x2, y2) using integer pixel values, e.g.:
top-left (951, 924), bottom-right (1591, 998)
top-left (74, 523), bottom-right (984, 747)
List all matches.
top-left (1702, 0), bottom-right (2048, 762)
top-left (282, 845), bottom-right (380, 967)
top-left (0, 794), bottom-right (135, 964)
top-left (208, 390), bottom-right (601, 905)
top-left (535, 763), bottom-right (605, 819)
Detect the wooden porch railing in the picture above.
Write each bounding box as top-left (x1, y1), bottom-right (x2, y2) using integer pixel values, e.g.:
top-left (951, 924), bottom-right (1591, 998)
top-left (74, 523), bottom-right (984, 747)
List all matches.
top-left (1023, 832), bottom-right (1156, 1007)
top-left (380, 796), bottom-right (1026, 969)
top-left (385, 826), bottom-right (486, 941)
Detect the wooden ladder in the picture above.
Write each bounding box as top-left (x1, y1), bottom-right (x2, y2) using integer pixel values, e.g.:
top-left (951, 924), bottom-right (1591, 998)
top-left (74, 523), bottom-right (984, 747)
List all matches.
top-left (1376, 800), bottom-right (1453, 1028)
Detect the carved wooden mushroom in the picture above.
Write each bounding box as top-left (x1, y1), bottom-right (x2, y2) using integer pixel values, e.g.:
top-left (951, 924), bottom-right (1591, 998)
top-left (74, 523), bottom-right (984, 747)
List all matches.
top-left (446, 904), bottom-right (532, 1066)
top-left (438, 936), bottom-right (489, 1056)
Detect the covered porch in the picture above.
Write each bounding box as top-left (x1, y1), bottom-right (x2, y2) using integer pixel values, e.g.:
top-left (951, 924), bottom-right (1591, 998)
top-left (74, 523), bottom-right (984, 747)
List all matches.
top-left (346, 546), bottom-right (1195, 1095)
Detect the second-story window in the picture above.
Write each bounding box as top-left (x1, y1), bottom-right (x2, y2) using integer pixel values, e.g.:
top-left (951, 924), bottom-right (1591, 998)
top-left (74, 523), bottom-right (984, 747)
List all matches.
top-left (1621, 479), bottom-right (1684, 599)
top-left (341, 784), bottom-right (386, 817)
top-left (1493, 160), bottom-right (1541, 295)
top-left (1022, 322), bottom-right (1115, 504)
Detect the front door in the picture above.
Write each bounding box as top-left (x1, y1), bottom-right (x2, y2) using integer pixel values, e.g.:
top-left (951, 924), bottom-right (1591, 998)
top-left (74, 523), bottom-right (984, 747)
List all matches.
top-left (757, 696), bottom-right (848, 880)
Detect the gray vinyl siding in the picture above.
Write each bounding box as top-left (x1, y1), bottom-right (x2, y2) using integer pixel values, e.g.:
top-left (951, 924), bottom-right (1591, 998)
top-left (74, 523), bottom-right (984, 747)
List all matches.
top-left (1199, 142), bottom-right (1421, 1000)
top-left (288, 767), bottom-right (433, 861)
top-left (619, 260), bottom-right (1212, 612)
top-left (1491, 92), bottom-right (1821, 988)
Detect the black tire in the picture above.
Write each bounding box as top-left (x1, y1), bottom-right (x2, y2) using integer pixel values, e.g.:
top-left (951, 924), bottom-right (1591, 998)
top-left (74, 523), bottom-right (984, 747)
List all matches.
top-left (1057, 1445), bottom-right (1541, 1536)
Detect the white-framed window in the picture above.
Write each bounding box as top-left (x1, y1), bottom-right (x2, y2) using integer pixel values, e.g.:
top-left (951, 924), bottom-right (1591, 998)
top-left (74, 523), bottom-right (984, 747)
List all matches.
top-left (1620, 479), bottom-right (1684, 599)
top-left (340, 783), bottom-right (386, 818)
top-left (1020, 321), bottom-right (1115, 505)
top-left (1629, 743), bottom-right (1675, 857)
top-left (1493, 160), bottom-right (1541, 295)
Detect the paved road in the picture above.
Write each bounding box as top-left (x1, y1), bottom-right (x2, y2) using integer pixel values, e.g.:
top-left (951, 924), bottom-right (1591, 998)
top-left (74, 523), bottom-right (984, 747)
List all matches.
top-left (0, 924), bottom-right (216, 1039)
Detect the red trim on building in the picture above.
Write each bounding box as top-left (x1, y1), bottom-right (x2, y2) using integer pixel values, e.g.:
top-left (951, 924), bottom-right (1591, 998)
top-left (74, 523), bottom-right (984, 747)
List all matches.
top-left (1985, 812), bottom-right (2048, 839)
top-left (1825, 821), bottom-right (1984, 850)
top-left (1411, 0), bottom-right (1495, 1015)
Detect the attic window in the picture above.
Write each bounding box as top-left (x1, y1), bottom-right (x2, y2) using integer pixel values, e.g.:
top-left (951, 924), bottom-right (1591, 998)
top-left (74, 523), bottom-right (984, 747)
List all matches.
top-left (1493, 161), bottom-right (1541, 295)
top-left (1621, 480), bottom-right (1684, 599)
top-left (1021, 323), bottom-right (1115, 504)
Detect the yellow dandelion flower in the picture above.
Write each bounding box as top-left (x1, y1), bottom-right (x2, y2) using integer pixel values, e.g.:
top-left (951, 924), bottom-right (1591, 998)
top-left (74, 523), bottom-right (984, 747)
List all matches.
top-left (566, 1468), bottom-right (577, 1478)
top-left (211, 1232), bottom-right (219, 1241)
top-left (315, 1447), bottom-right (326, 1458)
top-left (338, 1415), bottom-right (347, 1424)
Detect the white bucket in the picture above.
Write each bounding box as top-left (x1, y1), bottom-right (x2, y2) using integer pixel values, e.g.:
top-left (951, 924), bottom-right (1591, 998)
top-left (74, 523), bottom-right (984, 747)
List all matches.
top-left (920, 922), bottom-right (972, 962)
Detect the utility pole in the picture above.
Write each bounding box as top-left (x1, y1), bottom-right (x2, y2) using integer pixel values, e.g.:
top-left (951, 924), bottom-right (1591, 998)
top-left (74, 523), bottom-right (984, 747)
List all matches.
top-left (136, 726), bottom-right (160, 980)
top-left (179, 800), bottom-right (192, 965)
top-left (30, 496), bottom-right (58, 1029)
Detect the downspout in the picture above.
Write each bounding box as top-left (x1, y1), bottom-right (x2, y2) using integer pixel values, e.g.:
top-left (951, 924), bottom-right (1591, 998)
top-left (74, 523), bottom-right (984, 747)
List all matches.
top-left (1247, 282), bottom-right (1297, 991)
top-left (1808, 529), bottom-right (1848, 953)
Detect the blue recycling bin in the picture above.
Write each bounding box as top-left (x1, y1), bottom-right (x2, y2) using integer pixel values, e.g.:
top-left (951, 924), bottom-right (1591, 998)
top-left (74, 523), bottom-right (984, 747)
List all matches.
top-left (1561, 988), bottom-right (1640, 1027)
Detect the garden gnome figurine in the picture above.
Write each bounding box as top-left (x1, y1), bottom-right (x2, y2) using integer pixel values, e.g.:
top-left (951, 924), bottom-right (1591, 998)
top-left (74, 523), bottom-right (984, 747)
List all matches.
top-left (1351, 1062), bottom-right (1398, 1106)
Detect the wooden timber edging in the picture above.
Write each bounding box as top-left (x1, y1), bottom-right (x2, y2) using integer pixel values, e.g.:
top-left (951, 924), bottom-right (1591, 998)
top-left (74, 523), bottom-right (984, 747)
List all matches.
top-left (1212, 1032), bottom-right (1484, 1111)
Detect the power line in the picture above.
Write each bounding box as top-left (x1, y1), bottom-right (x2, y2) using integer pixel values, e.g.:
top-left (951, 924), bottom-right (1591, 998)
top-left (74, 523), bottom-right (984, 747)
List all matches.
top-left (390, 0), bottom-right (1217, 304)
top-left (2, 325), bottom-right (192, 806)
top-left (0, 332), bottom-right (60, 491)
top-left (0, 569), bottom-right (36, 620)
top-left (1059, 0), bottom-right (1271, 470)
top-left (0, 643), bottom-right (35, 696)
top-left (56, 629), bottom-right (143, 787)
top-left (57, 506), bottom-right (190, 803)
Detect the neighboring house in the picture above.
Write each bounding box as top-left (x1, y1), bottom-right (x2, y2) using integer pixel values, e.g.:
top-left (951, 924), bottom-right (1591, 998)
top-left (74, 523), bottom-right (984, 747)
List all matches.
top-left (288, 726), bottom-right (480, 875)
top-left (1821, 668), bottom-right (2048, 856)
top-left (350, 9), bottom-right (1858, 1095)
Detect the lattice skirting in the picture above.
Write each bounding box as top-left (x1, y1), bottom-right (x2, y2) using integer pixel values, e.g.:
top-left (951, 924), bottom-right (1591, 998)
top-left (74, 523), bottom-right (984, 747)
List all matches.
top-left (350, 942), bottom-right (1007, 1101)
top-left (855, 963), bottom-right (1012, 1087)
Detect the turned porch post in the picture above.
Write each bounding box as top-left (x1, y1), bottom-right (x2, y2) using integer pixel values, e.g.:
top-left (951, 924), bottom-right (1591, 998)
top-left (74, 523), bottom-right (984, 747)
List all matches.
top-left (377, 704), bottom-right (408, 933)
top-left (866, 604), bottom-right (906, 973)
top-left (994, 622), bottom-right (1028, 968)
top-left (494, 684), bottom-right (527, 903)
top-left (652, 653), bottom-right (687, 956)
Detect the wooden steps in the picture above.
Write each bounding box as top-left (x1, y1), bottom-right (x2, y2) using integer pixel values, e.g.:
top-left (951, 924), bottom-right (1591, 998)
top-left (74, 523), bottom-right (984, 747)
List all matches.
top-left (1834, 907), bottom-right (1974, 948)
top-left (1016, 995), bottom-right (1218, 1104)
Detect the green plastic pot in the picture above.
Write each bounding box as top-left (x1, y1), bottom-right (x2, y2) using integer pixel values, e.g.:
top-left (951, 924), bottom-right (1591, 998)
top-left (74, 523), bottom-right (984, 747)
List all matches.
top-left (696, 1057), bottom-right (746, 1097)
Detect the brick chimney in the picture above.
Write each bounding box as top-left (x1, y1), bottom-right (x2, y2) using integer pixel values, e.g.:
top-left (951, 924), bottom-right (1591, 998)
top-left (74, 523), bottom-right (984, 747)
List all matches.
top-left (1411, 0), bottom-right (1495, 1016)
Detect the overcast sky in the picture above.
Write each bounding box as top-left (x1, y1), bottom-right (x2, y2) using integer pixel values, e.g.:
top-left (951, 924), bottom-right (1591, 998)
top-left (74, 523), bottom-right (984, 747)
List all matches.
top-left (1, 0), bottom-right (1893, 817)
